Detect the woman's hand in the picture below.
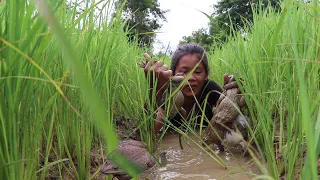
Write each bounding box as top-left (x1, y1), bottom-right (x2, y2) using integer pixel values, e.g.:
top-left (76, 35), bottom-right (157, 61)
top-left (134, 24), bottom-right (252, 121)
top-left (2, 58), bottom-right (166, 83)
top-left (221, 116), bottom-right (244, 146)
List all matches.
top-left (140, 53), bottom-right (172, 107)
top-left (217, 74), bottom-right (245, 106)
top-left (223, 74), bottom-right (240, 90)
top-left (141, 53), bottom-right (172, 92)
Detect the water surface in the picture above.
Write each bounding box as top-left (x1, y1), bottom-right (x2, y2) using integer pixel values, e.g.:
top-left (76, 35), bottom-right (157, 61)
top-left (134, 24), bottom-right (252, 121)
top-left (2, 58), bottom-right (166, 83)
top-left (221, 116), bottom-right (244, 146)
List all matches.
top-left (152, 132), bottom-right (256, 180)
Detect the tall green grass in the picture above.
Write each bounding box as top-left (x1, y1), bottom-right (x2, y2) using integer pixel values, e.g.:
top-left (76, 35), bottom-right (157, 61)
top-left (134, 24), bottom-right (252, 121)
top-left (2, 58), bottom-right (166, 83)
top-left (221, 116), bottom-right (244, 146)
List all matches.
top-left (207, 0), bottom-right (320, 179)
top-left (0, 0), bottom-right (153, 179)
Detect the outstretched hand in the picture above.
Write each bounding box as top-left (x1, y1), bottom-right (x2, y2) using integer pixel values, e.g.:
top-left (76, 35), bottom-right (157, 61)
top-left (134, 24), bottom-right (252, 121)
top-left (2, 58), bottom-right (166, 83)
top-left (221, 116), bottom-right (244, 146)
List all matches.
top-left (216, 74), bottom-right (245, 106)
top-left (140, 53), bottom-right (172, 92)
top-left (139, 53), bottom-right (173, 107)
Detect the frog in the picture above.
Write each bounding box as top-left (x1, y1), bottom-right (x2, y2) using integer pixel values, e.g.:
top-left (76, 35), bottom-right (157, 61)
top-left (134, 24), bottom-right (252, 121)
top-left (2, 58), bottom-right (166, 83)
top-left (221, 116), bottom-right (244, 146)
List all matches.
top-left (201, 85), bottom-right (248, 152)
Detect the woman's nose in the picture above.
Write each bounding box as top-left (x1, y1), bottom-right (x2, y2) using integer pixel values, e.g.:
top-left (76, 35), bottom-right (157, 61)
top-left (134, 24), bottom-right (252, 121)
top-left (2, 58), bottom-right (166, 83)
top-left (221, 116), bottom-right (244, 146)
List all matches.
top-left (188, 73), bottom-right (196, 81)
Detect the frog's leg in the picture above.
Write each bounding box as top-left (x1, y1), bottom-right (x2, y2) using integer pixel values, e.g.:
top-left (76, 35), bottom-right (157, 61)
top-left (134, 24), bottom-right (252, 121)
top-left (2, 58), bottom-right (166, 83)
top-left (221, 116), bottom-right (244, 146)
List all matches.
top-left (240, 141), bottom-right (249, 156)
top-left (178, 134), bottom-right (183, 150)
top-left (212, 107), bottom-right (217, 115)
top-left (217, 140), bottom-right (225, 152)
top-left (238, 95), bottom-right (246, 108)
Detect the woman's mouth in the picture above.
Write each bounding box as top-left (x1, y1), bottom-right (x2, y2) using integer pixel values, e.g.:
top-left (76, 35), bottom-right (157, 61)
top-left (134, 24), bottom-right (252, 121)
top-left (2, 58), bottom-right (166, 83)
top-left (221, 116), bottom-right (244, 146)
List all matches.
top-left (182, 84), bottom-right (199, 97)
top-left (184, 84), bottom-right (197, 91)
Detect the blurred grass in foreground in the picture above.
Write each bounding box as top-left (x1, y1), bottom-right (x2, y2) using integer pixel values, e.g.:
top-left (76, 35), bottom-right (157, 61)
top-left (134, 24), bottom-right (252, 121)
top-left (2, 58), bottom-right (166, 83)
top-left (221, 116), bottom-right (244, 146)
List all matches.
top-left (0, 0), bottom-right (152, 179)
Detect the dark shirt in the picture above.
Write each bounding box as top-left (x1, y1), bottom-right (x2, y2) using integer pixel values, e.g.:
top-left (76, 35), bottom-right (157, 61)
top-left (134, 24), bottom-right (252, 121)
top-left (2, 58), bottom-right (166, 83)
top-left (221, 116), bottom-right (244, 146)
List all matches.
top-left (170, 79), bottom-right (223, 128)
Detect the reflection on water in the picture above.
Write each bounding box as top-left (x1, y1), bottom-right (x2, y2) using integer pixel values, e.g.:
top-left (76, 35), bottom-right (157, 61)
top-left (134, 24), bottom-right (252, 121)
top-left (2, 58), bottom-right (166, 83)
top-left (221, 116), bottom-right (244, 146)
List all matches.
top-left (152, 132), bottom-right (256, 180)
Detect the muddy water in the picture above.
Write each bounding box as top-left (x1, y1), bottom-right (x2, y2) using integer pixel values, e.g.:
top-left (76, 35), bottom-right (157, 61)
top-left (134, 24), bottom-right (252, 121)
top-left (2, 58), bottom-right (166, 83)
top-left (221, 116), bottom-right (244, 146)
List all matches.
top-left (151, 132), bottom-right (256, 180)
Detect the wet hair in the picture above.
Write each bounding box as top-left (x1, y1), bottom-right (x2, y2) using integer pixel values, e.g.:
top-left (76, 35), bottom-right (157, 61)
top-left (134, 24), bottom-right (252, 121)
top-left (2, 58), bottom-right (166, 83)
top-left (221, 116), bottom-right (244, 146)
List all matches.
top-left (171, 43), bottom-right (210, 74)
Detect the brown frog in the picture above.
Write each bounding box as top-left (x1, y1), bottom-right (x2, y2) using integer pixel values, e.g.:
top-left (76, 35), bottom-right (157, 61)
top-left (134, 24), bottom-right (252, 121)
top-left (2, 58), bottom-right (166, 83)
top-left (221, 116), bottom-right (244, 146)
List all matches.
top-left (202, 84), bottom-right (247, 151)
top-left (101, 139), bottom-right (166, 180)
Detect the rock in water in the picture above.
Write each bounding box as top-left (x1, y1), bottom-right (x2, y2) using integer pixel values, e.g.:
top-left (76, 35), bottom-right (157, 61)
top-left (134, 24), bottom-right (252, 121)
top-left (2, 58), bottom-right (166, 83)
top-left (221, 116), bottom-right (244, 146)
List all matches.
top-left (101, 140), bottom-right (157, 180)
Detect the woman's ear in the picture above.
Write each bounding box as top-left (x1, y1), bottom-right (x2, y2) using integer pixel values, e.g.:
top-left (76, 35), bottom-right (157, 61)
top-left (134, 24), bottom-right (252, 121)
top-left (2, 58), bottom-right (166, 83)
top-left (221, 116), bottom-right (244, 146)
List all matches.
top-left (205, 74), bottom-right (208, 81)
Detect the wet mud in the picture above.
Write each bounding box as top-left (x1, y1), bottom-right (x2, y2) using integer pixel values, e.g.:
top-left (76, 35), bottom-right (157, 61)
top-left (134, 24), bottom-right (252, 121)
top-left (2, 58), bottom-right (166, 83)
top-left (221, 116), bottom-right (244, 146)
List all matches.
top-left (150, 131), bottom-right (257, 180)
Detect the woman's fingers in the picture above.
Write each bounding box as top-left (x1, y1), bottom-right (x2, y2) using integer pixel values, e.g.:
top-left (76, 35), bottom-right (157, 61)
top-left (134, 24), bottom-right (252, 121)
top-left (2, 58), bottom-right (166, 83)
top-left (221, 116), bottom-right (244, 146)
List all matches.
top-left (143, 53), bottom-right (151, 60)
top-left (142, 53), bottom-right (168, 75)
top-left (144, 61), bottom-right (156, 72)
top-left (160, 64), bottom-right (169, 71)
top-left (141, 53), bottom-right (173, 91)
top-left (223, 74), bottom-right (229, 86)
top-left (153, 61), bottom-right (164, 73)
top-left (161, 69), bottom-right (172, 78)
top-left (222, 74), bottom-right (244, 90)
top-left (224, 81), bottom-right (239, 90)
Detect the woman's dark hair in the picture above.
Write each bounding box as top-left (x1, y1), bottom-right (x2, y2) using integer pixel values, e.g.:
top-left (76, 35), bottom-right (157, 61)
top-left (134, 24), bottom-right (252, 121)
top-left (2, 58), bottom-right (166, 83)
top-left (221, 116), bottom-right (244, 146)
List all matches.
top-left (171, 43), bottom-right (210, 74)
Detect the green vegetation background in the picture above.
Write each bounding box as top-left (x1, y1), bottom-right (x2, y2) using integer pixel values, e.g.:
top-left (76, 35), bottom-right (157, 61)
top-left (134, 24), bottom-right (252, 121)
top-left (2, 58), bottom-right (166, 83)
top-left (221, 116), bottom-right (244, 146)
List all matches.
top-left (0, 0), bottom-right (320, 180)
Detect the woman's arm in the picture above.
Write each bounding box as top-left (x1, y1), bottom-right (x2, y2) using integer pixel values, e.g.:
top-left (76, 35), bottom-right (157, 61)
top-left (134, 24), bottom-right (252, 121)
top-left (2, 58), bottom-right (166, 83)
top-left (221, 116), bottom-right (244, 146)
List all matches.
top-left (154, 108), bottom-right (165, 134)
top-left (142, 53), bottom-right (172, 107)
top-left (140, 53), bottom-right (172, 134)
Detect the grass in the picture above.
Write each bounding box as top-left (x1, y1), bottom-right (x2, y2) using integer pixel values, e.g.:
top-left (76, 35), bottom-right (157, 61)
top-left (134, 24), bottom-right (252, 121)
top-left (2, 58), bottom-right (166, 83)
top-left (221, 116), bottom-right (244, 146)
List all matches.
top-left (206, 0), bottom-right (320, 179)
top-left (0, 0), bottom-right (320, 179)
top-left (0, 0), bottom-right (151, 179)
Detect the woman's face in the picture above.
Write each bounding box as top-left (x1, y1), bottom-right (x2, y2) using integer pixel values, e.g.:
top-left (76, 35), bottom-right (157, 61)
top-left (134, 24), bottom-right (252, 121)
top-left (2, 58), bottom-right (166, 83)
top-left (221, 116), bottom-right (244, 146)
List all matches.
top-left (174, 54), bottom-right (208, 98)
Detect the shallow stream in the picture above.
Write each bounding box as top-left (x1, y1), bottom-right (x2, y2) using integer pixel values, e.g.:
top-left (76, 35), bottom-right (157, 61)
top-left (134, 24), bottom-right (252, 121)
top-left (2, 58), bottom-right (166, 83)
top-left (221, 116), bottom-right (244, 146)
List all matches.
top-left (151, 132), bottom-right (257, 180)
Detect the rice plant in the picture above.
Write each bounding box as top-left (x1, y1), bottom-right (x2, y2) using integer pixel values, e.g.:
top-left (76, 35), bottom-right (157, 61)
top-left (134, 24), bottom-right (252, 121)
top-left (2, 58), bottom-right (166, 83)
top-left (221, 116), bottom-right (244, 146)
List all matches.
top-left (207, 0), bottom-right (320, 179)
top-left (0, 0), bottom-right (150, 179)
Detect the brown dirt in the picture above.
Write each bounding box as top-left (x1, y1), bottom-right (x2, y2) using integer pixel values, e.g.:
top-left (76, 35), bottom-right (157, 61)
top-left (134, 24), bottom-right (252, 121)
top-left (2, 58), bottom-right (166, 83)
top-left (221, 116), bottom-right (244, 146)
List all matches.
top-left (277, 148), bottom-right (320, 180)
top-left (43, 147), bottom-right (107, 180)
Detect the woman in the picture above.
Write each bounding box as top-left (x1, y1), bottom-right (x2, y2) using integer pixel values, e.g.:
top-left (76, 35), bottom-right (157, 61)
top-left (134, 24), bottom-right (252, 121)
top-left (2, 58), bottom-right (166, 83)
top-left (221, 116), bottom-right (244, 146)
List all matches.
top-left (142, 43), bottom-right (240, 134)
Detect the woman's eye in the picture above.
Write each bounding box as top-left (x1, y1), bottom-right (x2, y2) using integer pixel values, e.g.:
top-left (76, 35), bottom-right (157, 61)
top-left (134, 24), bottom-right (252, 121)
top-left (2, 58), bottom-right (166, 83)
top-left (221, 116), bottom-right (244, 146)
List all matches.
top-left (179, 72), bottom-right (187, 75)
